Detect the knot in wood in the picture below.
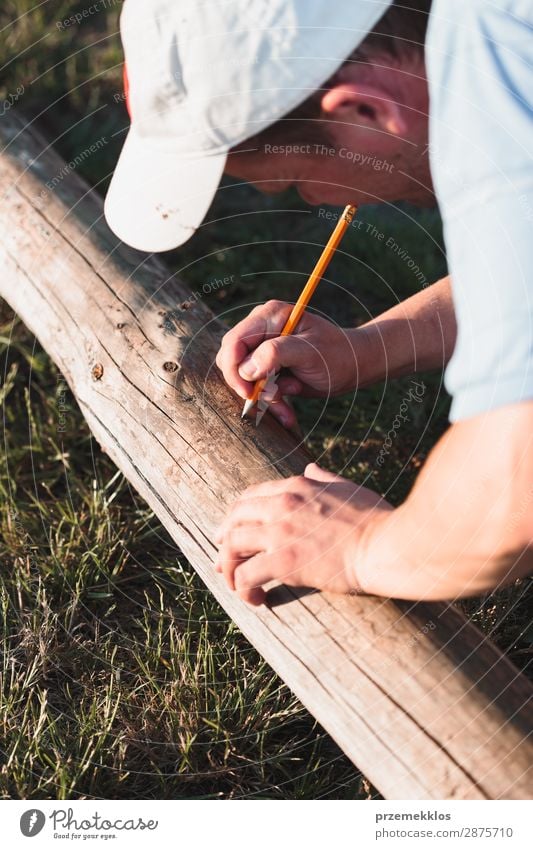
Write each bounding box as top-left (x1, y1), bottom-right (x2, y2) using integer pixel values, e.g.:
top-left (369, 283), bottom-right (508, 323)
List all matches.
top-left (91, 363), bottom-right (104, 381)
top-left (163, 361), bottom-right (179, 373)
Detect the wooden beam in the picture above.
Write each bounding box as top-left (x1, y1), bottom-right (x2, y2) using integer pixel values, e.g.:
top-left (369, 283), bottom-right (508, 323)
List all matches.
top-left (1, 112), bottom-right (531, 800)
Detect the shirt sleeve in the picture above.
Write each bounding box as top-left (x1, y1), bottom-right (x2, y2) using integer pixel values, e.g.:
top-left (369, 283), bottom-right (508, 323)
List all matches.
top-left (426, 0), bottom-right (533, 421)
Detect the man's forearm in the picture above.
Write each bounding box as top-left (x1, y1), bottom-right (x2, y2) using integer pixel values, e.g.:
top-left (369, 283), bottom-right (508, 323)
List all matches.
top-left (355, 401), bottom-right (533, 600)
top-left (349, 276), bottom-right (456, 387)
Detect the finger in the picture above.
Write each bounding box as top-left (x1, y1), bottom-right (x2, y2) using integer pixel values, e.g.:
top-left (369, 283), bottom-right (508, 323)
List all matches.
top-left (238, 335), bottom-right (312, 382)
top-left (215, 333), bottom-right (253, 401)
top-left (303, 463), bottom-right (385, 508)
top-left (217, 544), bottom-right (248, 590)
top-left (237, 585), bottom-right (266, 606)
top-left (266, 394), bottom-right (296, 429)
top-left (214, 547), bottom-right (266, 604)
top-left (215, 494), bottom-right (291, 544)
top-left (303, 462), bottom-right (345, 484)
top-left (216, 301), bottom-right (293, 399)
top-left (233, 546), bottom-right (305, 605)
top-left (215, 496), bottom-right (267, 544)
top-left (233, 553), bottom-right (280, 605)
top-left (276, 376), bottom-right (304, 396)
top-left (238, 475), bottom-right (309, 502)
top-left (217, 523), bottom-right (267, 590)
top-left (246, 374), bottom-right (298, 428)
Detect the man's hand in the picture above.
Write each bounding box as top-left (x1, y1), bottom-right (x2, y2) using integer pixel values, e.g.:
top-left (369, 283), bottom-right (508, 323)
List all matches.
top-left (216, 299), bottom-right (364, 428)
top-left (214, 462), bottom-right (393, 605)
top-left (216, 278), bottom-right (457, 428)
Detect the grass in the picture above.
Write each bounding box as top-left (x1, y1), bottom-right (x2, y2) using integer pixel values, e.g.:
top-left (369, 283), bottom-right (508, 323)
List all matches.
top-left (1, 1), bottom-right (531, 800)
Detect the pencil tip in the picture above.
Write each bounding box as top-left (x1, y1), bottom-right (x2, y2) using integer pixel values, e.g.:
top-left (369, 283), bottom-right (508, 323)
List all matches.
top-left (241, 398), bottom-right (254, 419)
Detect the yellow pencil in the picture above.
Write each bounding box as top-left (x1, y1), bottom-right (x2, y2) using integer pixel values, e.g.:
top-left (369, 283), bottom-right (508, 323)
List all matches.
top-left (242, 203), bottom-right (357, 423)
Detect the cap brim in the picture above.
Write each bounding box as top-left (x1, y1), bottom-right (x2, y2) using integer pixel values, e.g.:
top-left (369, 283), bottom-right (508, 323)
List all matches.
top-left (104, 129), bottom-right (226, 252)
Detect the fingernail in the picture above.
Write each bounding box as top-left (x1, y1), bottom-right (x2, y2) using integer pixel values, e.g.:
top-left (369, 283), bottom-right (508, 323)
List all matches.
top-left (239, 355), bottom-right (259, 380)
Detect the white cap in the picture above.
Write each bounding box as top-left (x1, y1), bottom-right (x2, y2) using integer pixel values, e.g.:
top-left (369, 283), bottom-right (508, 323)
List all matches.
top-left (105, 0), bottom-right (392, 252)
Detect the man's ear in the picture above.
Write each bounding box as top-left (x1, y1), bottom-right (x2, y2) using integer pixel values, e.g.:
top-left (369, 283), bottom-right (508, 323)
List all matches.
top-left (320, 83), bottom-right (407, 136)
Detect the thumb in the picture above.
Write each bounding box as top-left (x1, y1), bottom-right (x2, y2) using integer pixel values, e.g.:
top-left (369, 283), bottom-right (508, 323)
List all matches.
top-left (239, 335), bottom-right (311, 380)
top-left (304, 462), bottom-right (344, 483)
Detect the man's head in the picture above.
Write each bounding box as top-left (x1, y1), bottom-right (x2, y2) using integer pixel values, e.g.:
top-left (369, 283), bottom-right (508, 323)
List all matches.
top-left (226, 1), bottom-right (433, 208)
top-left (105, 0), bottom-right (433, 252)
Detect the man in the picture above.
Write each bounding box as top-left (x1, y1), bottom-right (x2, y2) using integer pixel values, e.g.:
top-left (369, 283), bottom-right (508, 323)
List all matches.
top-left (105, 0), bottom-right (533, 607)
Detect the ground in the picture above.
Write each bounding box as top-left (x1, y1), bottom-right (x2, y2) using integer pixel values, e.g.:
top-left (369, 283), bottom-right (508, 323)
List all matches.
top-left (0, 1), bottom-right (531, 800)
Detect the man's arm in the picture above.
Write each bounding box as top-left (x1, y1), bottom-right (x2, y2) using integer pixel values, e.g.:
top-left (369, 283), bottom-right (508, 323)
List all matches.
top-left (353, 275), bottom-right (456, 387)
top-left (214, 401), bottom-right (531, 606)
top-left (216, 276), bottom-right (456, 429)
top-left (357, 400), bottom-right (533, 599)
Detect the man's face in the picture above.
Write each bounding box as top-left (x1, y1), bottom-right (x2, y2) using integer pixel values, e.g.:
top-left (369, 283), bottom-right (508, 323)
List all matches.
top-left (225, 59), bottom-right (434, 208)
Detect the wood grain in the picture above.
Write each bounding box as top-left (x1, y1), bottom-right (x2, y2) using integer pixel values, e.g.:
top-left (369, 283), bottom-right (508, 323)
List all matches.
top-left (1, 111), bottom-right (531, 799)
